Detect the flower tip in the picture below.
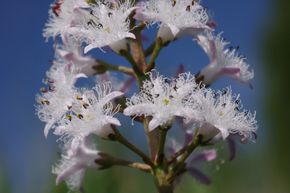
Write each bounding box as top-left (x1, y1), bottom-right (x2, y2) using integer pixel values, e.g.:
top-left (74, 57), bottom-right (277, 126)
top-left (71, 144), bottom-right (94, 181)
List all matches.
top-left (84, 44), bottom-right (95, 54)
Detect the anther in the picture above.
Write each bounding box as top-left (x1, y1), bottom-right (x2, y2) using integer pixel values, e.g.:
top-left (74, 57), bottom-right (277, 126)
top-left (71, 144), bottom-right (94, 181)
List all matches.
top-left (172, 0), bottom-right (176, 7)
top-left (77, 114), bottom-right (84, 119)
top-left (83, 103), bottom-right (89, 109)
top-left (66, 114), bottom-right (72, 121)
top-left (186, 5), bottom-right (191, 12)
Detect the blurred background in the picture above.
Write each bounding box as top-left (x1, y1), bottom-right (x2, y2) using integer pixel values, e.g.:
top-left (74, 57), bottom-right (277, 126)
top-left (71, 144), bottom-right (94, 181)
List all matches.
top-left (0, 0), bottom-right (290, 193)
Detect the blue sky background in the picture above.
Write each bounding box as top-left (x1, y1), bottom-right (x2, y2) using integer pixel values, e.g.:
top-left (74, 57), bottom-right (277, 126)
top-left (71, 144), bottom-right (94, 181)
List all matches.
top-left (0, 1), bottom-right (271, 193)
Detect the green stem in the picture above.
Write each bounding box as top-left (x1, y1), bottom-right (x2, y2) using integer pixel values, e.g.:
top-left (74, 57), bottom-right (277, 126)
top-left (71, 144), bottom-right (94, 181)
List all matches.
top-left (144, 118), bottom-right (160, 160)
top-left (156, 127), bottom-right (168, 165)
top-left (168, 132), bottom-right (201, 182)
top-left (146, 37), bottom-right (163, 72)
top-left (154, 168), bottom-right (174, 193)
top-left (111, 157), bottom-right (152, 173)
top-left (111, 126), bottom-right (153, 167)
top-left (96, 59), bottom-right (134, 76)
top-left (120, 50), bottom-right (145, 84)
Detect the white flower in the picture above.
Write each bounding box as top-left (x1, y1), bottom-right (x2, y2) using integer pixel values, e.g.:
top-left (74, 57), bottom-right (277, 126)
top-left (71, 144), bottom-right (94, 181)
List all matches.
top-left (135, 0), bottom-right (210, 42)
top-left (196, 32), bottom-right (254, 84)
top-left (43, 0), bottom-right (90, 40)
top-left (36, 61), bottom-right (85, 138)
top-left (53, 137), bottom-right (102, 191)
top-left (56, 38), bottom-right (99, 76)
top-left (54, 82), bottom-right (123, 139)
top-left (195, 88), bottom-right (257, 141)
top-left (124, 72), bottom-right (201, 131)
top-left (80, 0), bottom-right (137, 53)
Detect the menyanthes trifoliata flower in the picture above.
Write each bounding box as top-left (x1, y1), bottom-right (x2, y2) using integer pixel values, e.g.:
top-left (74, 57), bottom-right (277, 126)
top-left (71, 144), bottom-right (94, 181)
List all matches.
top-left (196, 32), bottom-right (254, 85)
top-left (193, 88), bottom-right (257, 142)
top-left (36, 60), bottom-right (86, 138)
top-left (53, 137), bottom-right (103, 191)
top-left (124, 72), bottom-right (202, 131)
top-left (43, 0), bottom-right (90, 40)
top-left (56, 38), bottom-right (99, 76)
top-left (79, 0), bottom-right (137, 53)
top-left (135, 0), bottom-right (210, 42)
top-left (54, 82), bottom-right (123, 140)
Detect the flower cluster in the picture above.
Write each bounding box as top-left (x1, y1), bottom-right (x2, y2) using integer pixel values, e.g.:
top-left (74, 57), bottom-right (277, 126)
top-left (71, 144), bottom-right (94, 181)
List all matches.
top-left (37, 0), bottom-right (258, 192)
top-left (124, 72), bottom-right (257, 141)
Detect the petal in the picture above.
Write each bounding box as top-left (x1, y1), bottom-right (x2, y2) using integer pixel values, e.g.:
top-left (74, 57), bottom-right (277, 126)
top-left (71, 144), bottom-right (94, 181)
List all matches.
top-left (44, 121), bottom-right (54, 138)
top-left (191, 149), bottom-right (217, 163)
top-left (84, 44), bottom-right (95, 54)
top-left (167, 24), bottom-right (180, 37)
top-left (56, 163), bottom-right (82, 185)
top-left (220, 67), bottom-right (241, 76)
top-left (148, 117), bottom-right (161, 131)
top-left (99, 91), bottom-right (123, 106)
top-left (123, 103), bottom-right (155, 116)
top-left (106, 116), bottom-right (121, 126)
top-left (157, 24), bottom-right (175, 42)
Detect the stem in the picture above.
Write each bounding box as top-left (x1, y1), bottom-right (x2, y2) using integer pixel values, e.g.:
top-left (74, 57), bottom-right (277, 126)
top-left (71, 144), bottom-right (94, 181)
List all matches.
top-left (111, 126), bottom-right (153, 167)
top-left (120, 50), bottom-right (145, 84)
top-left (145, 41), bottom-right (156, 57)
top-left (144, 118), bottom-right (160, 160)
top-left (146, 37), bottom-right (163, 72)
top-left (111, 158), bottom-right (152, 173)
top-left (156, 127), bottom-right (168, 165)
top-left (154, 168), bottom-right (173, 193)
top-left (168, 132), bottom-right (201, 182)
top-left (96, 59), bottom-right (134, 76)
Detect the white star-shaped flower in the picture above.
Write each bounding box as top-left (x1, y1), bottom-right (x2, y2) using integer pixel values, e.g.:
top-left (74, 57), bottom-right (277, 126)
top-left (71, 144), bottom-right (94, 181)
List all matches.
top-left (195, 88), bottom-right (257, 141)
top-left (54, 82), bottom-right (123, 139)
top-left (196, 32), bottom-right (254, 85)
top-left (124, 72), bottom-right (201, 131)
top-left (43, 0), bottom-right (90, 40)
top-left (36, 60), bottom-right (86, 138)
top-left (80, 0), bottom-right (137, 53)
top-left (135, 0), bottom-right (210, 42)
top-left (53, 137), bottom-right (102, 191)
top-left (56, 38), bottom-right (99, 76)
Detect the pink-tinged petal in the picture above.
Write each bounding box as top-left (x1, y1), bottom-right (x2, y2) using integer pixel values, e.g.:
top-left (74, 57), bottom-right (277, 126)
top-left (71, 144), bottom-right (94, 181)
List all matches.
top-left (220, 67), bottom-right (241, 76)
top-left (191, 149), bottom-right (217, 163)
top-left (188, 167), bottom-right (211, 185)
top-left (99, 91), bottom-right (123, 106)
top-left (227, 137), bottom-right (236, 161)
top-left (123, 104), bottom-right (155, 116)
top-left (106, 116), bottom-right (121, 126)
top-left (196, 33), bottom-right (217, 61)
top-left (56, 163), bottom-right (82, 185)
top-left (84, 44), bottom-right (95, 54)
top-left (148, 118), bottom-right (160, 131)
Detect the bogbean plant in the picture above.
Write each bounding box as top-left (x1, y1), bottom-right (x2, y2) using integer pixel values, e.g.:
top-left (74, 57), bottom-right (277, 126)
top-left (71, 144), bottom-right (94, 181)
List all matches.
top-left (36, 0), bottom-right (258, 192)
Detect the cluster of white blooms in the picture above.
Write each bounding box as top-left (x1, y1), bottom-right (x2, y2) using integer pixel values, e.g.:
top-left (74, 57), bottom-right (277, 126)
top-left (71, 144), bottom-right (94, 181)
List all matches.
top-left (37, 0), bottom-right (258, 191)
top-left (124, 72), bottom-right (257, 141)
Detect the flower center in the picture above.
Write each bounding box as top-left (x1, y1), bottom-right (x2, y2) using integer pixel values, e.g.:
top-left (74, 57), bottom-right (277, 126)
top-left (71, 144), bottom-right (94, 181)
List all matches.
top-left (163, 98), bottom-right (170, 106)
top-left (104, 27), bottom-right (111, 33)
